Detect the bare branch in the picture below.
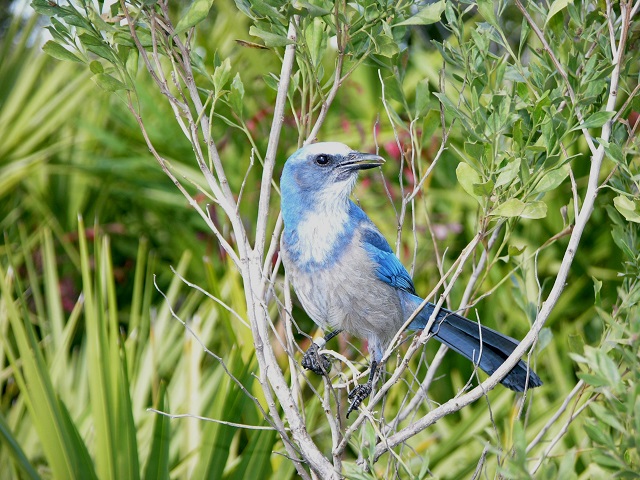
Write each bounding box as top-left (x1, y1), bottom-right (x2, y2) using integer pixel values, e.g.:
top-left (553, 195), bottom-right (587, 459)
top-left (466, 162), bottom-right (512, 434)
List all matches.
top-left (255, 19), bottom-right (298, 259)
top-left (526, 380), bottom-right (587, 453)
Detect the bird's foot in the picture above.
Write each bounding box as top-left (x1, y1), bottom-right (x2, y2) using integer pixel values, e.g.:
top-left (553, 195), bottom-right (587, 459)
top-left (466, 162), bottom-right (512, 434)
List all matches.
top-left (302, 343), bottom-right (331, 375)
top-left (346, 382), bottom-right (373, 418)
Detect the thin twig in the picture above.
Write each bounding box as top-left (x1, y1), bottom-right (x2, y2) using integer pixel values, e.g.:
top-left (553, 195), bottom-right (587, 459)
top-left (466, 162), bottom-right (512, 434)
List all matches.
top-left (526, 380), bottom-right (586, 453)
top-left (530, 395), bottom-right (597, 474)
top-left (148, 409), bottom-right (277, 430)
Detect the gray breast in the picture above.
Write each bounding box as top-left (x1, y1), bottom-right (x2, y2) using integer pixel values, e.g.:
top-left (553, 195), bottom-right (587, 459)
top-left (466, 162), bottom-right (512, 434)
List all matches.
top-left (281, 231), bottom-right (405, 348)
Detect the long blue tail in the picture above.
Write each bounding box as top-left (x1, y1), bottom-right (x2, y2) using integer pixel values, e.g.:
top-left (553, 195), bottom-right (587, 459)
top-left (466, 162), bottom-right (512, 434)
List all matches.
top-left (408, 301), bottom-right (542, 391)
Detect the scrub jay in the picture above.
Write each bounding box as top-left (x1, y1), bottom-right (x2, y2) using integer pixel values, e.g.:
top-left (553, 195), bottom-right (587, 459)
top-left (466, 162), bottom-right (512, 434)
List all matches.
top-left (280, 142), bottom-right (542, 417)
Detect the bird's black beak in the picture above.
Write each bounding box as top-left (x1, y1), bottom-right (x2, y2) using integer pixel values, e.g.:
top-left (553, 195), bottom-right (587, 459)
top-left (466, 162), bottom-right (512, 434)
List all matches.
top-left (340, 151), bottom-right (385, 171)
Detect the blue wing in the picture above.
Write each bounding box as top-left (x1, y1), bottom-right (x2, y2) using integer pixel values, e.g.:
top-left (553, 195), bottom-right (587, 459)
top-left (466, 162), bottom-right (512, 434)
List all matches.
top-left (361, 226), bottom-right (416, 294)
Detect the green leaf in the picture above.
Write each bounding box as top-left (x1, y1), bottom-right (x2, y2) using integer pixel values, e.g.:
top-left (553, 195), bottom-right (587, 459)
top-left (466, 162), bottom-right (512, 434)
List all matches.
top-left (144, 384), bottom-right (170, 480)
top-left (293, 0), bottom-right (331, 17)
top-left (490, 198), bottom-right (525, 217)
top-left (583, 421), bottom-right (613, 447)
top-left (531, 165), bottom-right (569, 194)
top-left (495, 158), bottom-right (521, 188)
top-left (537, 327), bottom-right (553, 351)
top-left (229, 73), bottom-right (244, 117)
top-left (603, 141), bottom-right (624, 163)
top-left (91, 73), bottom-right (129, 91)
top-left (175, 0), bottom-right (215, 34)
top-left (77, 33), bottom-right (114, 61)
top-left (415, 80), bottom-right (430, 118)
top-left (305, 17), bottom-right (327, 67)
top-left (589, 403), bottom-right (625, 433)
top-left (374, 29), bottom-right (400, 58)
top-left (89, 61), bottom-right (104, 74)
top-left (557, 449), bottom-right (577, 480)
top-left (0, 414), bottom-right (41, 480)
top-left (490, 199), bottom-right (547, 219)
top-left (456, 163), bottom-right (482, 204)
top-left (634, 397), bottom-right (640, 443)
top-left (568, 334), bottom-right (585, 357)
top-left (592, 276), bottom-right (602, 306)
top-left (521, 201), bottom-right (547, 219)
top-left (592, 453), bottom-right (627, 470)
top-left (473, 179), bottom-right (494, 196)
top-left (212, 58), bottom-right (231, 96)
top-left (42, 41), bottom-right (83, 63)
top-left (464, 142), bottom-right (484, 161)
top-left (596, 350), bottom-right (621, 386)
top-left (545, 0), bottom-right (571, 26)
top-left (32, 0), bottom-right (61, 16)
top-left (263, 73), bottom-right (278, 91)
top-left (250, 1), bottom-right (286, 22)
top-left (249, 26), bottom-right (294, 47)
top-left (613, 195), bottom-right (640, 223)
top-left (570, 111), bottom-right (615, 131)
top-left (382, 73), bottom-right (405, 104)
top-left (434, 92), bottom-right (476, 136)
top-left (0, 263), bottom-right (97, 479)
top-left (394, 0), bottom-right (445, 26)
top-left (476, 0), bottom-right (498, 27)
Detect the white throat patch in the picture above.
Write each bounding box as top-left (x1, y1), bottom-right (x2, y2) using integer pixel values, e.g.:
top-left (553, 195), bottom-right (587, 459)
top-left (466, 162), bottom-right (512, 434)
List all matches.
top-left (295, 178), bottom-right (355, 264)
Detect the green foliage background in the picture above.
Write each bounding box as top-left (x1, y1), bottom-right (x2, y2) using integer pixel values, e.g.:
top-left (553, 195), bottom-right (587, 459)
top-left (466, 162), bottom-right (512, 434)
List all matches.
top-left (1, 0), bottom-right (639, 478)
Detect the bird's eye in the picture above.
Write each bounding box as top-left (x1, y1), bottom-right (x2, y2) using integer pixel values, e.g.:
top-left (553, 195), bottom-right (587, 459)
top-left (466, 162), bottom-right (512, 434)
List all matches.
top-left (315, 154), bottom-right (330, 166)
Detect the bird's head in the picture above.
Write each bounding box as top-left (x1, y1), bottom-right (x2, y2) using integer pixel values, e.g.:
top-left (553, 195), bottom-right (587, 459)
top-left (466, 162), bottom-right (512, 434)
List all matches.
top-left (280, 142), bottom-right (384, 210)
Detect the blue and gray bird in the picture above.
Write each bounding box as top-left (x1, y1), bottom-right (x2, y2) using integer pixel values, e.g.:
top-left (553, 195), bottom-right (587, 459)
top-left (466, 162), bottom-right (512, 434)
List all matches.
top-left (280, 142), bottom-right (542, 417)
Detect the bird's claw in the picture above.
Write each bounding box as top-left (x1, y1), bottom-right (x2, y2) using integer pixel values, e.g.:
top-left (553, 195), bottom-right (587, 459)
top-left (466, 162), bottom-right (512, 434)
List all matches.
top-left (346, 382), bottom-right (373, 418)
top-left (302, 343), bottom-right (331, 375)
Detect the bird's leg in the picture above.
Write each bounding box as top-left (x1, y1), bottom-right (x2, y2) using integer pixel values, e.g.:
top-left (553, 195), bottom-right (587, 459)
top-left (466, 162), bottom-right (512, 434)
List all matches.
top-left (346, 360), bottom-right (378, 418)
top-left (301, 329), bottom-right (343, 375)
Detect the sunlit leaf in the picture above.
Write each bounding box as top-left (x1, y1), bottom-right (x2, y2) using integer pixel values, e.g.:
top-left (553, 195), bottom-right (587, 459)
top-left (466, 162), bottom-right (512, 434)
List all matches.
top-left (490, 198), bottom-right (525, 217)
top-left (613, 195), bottom-right (640, 223)
top-left (212, 58), bottom-right (232, 96)
top-left (456, 162), bottom-right (482, 204)
top-left (545, 0), bottom-right (571, 26)
top-left (476, 0), bottom-right (498, 26)
top-left (394, 0), bottom-right (445, 26)
top-left (521, 201), bottom-right (547, 219)
top-left (175, 0), bottom-right (215, 34)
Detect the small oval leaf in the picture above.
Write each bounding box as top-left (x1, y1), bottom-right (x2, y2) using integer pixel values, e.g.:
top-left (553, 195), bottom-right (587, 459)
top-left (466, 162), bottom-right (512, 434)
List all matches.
top-left (175, 0), bottom-right (215, 34)
top-left (571, 111), bottom-right (615, 131)
top-left (613, 195), bottom-right (640, 223)
top-left (490, 198), bottom-right (525, 217)
top-left (42, 41), bottom-right (83, 63)
top-left (456, 163), bottom-right (482, 204)
top-left (91, 73), bottom-right (129, 91)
